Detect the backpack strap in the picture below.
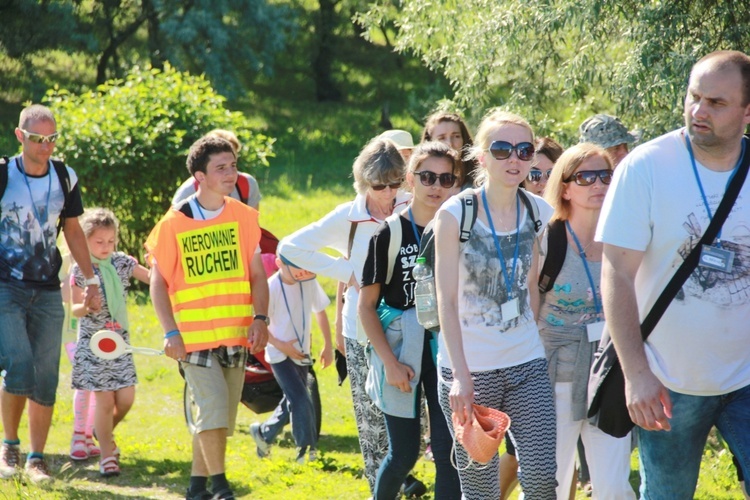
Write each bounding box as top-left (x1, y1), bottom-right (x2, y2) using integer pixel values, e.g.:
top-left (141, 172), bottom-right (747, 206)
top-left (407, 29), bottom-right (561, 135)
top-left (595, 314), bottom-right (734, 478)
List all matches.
top-left (347, 222), bottom-right (357, 259)
top-left (177, 200), bottom-right (194, 218)
top-left (50, 159), bottom-right (70, 234)
top-left (458, 190), bottom-right (478, 242)
top-left (384, 213), bottom-right (402, 285)
top-left (0, 157), bottom-right (7, 221)
top-left (538, 219), bottom-right (568, 294)
top-left (518, 189), bottom-right (542, 233)
top-left (235, 175), bottom-right (250, 205)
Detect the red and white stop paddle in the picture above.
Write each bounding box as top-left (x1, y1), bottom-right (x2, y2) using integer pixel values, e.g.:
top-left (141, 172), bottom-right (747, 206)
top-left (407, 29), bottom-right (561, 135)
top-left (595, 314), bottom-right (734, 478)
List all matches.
top-left (90, 330), bottom-right (164, 360)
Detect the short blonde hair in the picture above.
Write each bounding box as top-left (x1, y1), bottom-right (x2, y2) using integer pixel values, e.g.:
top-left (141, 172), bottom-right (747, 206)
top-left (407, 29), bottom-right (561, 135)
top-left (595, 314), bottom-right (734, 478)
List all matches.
top-left (352, 137), bottom-right (405, 195)
top-left (469, 109), bottom-right (534, 186)
top-left (80, 207), bottom-right (119, 240)
top-left (544, 143), bottom-right (614, 221)
top-left (206, 129), bottom-right (241, 154)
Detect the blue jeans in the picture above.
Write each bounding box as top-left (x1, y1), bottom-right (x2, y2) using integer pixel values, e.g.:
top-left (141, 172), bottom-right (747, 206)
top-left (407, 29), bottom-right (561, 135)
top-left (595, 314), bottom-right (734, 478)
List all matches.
top-left (375, 334), bottom-right (461, 500)
top-left (259, 396), bottom-right (291, 444)
top-left (638, 384), bottom-right (750, 499)
top-left (0, 280), bottom-right (64, 406)
top-left (268, 358), bottom-right (316, 449)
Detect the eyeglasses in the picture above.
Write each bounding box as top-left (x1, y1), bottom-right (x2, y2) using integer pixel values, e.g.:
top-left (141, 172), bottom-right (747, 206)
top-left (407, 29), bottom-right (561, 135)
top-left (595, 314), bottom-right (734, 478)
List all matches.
top-left (564, 169), bottom-right (613, 186)
top-left (414, 170), bottom-right (457, 188)
top-left (487, 141), bottom-right (535, 161)
top-left (371, 181), bottom-right (403, 191)
top-left (527, 169), bottom-right (553, 183)
top-left (20, 129), bottom-right (59, 144)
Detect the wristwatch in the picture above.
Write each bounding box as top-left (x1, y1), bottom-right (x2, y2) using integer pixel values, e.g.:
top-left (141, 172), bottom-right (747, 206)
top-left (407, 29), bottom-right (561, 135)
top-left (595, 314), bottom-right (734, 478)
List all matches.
top-left (253, 314), bottom-right (270, 326)
top-left (84, 275), bottom-right (101, 287)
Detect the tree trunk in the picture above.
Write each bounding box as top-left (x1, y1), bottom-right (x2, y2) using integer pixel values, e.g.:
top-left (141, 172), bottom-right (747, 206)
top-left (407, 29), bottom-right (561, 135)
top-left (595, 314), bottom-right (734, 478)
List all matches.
top-left (313, 0), bottom-right (342, 102)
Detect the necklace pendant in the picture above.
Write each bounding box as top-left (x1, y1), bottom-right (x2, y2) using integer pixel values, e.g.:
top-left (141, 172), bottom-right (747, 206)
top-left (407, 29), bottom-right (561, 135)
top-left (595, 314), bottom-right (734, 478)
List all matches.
top-left (506, 233), bottom-right (513, 243)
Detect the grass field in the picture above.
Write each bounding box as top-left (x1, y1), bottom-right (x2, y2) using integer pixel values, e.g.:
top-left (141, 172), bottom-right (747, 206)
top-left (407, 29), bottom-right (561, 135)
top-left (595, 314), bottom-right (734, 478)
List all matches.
top-left (0, 186), bottom-right (744, 499)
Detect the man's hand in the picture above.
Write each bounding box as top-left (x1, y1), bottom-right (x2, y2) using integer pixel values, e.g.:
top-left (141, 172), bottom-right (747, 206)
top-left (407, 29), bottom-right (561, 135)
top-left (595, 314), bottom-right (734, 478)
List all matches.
top-left (248, 320), bottom-right (269, 354)
top-left (626, 369), bottom-right (673, 431)
top-left (83, 284), bottom-right (102, 312)
top-left (164, 335), bottom-right (187, 362)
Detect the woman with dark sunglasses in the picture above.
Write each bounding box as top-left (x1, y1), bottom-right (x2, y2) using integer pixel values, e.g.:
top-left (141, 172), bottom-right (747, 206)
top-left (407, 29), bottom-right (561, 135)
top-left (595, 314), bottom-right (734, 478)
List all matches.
top-left (521, 137), bottom-right (564, 196)
top-left (278, 137), bottom-right (411, 494)
top-left (421, 111), bottom-right (479, 188)
top-left (358, 141), bottom-right (461, 499)
top-left (539, 143), bottom-right (635, 500)
top-left (433, 109), bottom-right (557, 499)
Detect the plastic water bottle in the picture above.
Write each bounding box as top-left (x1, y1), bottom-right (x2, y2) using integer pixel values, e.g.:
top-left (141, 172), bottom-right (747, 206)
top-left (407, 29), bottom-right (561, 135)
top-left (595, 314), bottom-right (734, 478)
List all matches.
top-left (413, 257), bottom-right (439, 329)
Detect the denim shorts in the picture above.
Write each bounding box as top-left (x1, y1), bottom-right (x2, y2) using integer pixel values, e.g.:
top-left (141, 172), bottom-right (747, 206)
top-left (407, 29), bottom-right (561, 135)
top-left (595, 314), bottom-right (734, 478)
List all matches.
top-left (0, 280), bottom-right (64, 406)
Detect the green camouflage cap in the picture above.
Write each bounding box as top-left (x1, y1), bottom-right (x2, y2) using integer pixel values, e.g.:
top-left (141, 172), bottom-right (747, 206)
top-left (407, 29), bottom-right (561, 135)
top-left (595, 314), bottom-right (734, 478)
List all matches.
top-left (578, 114), bottom-right (639, 149)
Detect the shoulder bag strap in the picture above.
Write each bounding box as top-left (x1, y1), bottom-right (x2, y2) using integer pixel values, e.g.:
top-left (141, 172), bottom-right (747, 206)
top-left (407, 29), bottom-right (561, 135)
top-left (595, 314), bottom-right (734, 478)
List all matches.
top-left (640, 136), bottom-right (750, 339)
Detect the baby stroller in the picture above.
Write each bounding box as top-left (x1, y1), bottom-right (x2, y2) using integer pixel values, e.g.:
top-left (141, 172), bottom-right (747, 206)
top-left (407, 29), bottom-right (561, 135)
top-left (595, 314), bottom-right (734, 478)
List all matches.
top-left (184, 228), bottom-right (322, 437)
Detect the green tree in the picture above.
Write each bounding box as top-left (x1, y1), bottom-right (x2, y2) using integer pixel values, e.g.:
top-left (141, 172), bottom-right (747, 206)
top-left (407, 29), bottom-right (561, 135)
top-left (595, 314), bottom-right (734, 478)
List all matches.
top-left (0, 0), bottom-right (295, 101)
top-left (357, 0), bottom-right (750, 141)
top-left (45, 64), bottom-right (274, 258)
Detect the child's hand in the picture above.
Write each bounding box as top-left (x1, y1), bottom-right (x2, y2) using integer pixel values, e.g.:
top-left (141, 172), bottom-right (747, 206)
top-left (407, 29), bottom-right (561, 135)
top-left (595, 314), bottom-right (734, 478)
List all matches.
top-left (277, 339), bottom-right (305, 361)
top-left (319, 343), bottom-right (333, 369)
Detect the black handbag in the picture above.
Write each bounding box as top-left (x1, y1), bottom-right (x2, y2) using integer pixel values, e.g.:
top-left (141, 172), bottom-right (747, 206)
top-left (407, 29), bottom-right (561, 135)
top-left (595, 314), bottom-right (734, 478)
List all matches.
top-left (587, 136), bottom-right (750, 438)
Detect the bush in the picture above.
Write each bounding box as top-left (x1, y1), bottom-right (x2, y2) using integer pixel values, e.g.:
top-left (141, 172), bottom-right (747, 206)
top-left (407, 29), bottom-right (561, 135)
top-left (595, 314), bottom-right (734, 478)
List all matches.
top-left (45, 64), bottom-right (274, 259)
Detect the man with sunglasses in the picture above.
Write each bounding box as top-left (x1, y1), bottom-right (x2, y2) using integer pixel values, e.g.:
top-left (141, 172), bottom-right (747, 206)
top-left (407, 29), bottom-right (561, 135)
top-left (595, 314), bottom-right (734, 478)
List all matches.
top-left (596, 51), bottom-right (750, 499)
top-left (0, 104), bottom-right (101, 483)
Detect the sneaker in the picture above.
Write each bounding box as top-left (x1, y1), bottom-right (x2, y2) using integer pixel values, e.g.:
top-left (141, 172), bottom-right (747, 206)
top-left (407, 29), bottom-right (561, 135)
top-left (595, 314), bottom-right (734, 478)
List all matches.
top-left (0, 444), bottom-right (20, 478)
top-left (403, 474), bottom-right (427, 497)
top-left (24, 457), bottom-right (52, 484)
top-left (308, 448), bottom-right (318, 462)
top-left (249, 423), bottom-right (270, 458)
top-left (185, 488), bottom-right (213, 500)
top-left (210, 488), bottom-right (235, 500)
top-left (295, 447), bottom-right (307, 465)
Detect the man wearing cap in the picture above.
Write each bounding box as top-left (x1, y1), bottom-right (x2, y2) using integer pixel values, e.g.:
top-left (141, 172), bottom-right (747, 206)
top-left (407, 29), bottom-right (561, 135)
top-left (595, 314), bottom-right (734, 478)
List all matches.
top-left (579, 114), bottom-right (639, 166)
top-left (380, 129), bottom-right (415, 162)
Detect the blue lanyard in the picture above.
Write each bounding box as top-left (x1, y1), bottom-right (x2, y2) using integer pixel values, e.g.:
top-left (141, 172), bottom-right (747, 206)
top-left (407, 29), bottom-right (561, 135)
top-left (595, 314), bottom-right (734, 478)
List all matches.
top-left (194, 200), bottom-right (206, 220)
top-left (407, 207), bottom-right (421, 242)
top-left (685, 135), bottom-right (745, 245)
top-left (565, 221), bottom-right (601, 315)
top-left (18, 157), bottom-right (52, 232)
top-left (279, 274), bottom-right (306, 348)
top-left (481, 187), bottom-right (520, 298)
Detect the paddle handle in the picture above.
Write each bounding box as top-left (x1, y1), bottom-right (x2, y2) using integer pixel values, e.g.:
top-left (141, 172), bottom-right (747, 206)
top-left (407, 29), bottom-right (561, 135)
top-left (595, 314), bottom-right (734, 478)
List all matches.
top-left (127, 346), bottom-right (164, 356)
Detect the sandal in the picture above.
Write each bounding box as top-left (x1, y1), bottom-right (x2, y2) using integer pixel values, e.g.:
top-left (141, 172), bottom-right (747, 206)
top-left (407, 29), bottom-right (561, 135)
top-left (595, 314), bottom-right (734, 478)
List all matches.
top-left (70, 433), bottom-right (88, 461)
top-left (99, 456), bottom-right (120, 477)
top-left (85, 436), bottom-right (100, 458)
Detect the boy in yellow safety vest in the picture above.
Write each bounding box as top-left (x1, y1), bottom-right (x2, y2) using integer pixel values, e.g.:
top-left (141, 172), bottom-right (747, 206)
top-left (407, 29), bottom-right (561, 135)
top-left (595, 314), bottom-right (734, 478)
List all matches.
top-left (146, 135), bottom-right (270, 500)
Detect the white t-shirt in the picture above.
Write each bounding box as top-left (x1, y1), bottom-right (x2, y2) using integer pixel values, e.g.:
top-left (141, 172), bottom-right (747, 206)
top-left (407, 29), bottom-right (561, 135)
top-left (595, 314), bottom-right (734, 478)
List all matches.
top-left (265, 273), bottom-right (330, 364)
top-left (436, 189), bottom-right (553, 371)
top-left (596, 129), bottom-right (750, 395)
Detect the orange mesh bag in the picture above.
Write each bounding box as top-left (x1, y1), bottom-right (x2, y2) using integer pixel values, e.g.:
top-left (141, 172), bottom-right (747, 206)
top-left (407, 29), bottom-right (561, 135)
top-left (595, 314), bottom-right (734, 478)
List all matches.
top-left (452, 404), bottom-right (511, 464)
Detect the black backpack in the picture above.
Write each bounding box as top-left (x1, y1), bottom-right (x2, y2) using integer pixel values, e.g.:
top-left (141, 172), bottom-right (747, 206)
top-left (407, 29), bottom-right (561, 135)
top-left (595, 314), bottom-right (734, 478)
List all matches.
top-left (538, 218), bottom-right (568, 294)
top-left (416, 188), bottom-right (542, 331)
top-left (0, 156), bottom-right (72, 234)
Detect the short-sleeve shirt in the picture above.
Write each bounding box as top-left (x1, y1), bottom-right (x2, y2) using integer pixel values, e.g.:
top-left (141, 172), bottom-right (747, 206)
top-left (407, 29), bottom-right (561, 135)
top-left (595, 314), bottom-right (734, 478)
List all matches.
top-left (361, 215), bottom-right (424, 310)
top-left (0, 157), bottom-right (83, 288)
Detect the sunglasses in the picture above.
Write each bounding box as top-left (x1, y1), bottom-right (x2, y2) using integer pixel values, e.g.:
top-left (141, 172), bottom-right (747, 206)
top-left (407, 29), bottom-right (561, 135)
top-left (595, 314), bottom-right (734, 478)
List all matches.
top-left (527, 169), bottom-right (553, 183)
top-left (371, 181), bottom-right (403, 191)
top-left (20, 129), bottom-right (59, 144)
top-left (487, 141), bottom-right (535, 161)
top-left (414, 170), bottom-right (457, 188)
top-left (564, 169), bottom-right (613, 186)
